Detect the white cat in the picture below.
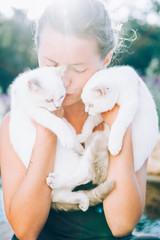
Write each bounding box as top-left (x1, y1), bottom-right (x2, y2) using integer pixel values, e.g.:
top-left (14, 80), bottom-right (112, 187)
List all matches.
top-left (81, 66), bottom-right (159, 171)
top-left (9, 66), bottom-right (75, 168)
top-left (46, 119), bottom-right (114, 211)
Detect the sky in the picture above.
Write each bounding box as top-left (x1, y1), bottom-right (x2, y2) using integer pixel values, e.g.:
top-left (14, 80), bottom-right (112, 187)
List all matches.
top-left (0, 0), bottom-right (160, 25)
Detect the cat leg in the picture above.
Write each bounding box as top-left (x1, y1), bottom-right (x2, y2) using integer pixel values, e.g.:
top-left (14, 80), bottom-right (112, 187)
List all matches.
top-left (52, 202), bottom-right (80, 211)
top-left (62, 118), bottom-right (84, 154)
top-left (46, 155), bottom-right (91, 189)
top-left (51, 188), bottom-right (90, 211)
top-left (91, 144), bottom-right (109, 185)
top-left (108, 98), bottom-right (139, 155)
top-left (27, 107), bottom-right (74, 149)
top-left (78, 114), bottom-right (103, 143)
top-left (51, 180), bottom-right (114, 211)
top-left (84, 180), bottom-right (114, 206)
top-left (81, 129), bottom-right (109, 185)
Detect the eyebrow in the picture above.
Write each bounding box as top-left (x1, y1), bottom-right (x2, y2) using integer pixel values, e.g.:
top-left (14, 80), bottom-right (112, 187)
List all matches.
top-left (45, 57), bottom-right (87, 66)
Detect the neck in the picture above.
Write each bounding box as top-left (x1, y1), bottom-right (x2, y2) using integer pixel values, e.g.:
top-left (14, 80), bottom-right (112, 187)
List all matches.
top-left (63, 100), bottom-right (88, 134)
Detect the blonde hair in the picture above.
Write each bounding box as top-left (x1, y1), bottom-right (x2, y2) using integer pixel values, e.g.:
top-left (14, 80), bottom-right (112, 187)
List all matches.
top-left (35, 0), bottom-right (117, 60)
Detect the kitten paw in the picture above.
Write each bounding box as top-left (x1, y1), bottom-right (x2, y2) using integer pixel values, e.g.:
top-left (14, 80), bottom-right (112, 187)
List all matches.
top-left (77, 133), bottom-right (86, 143)
top-left (46, 173), bottom-right (62, 189)
top-left (79, 195), bottom-right (89, 212)
top-left (108, 137), bottom-right (122, 156)
top-left (59, 131), bottom-right (74, 149)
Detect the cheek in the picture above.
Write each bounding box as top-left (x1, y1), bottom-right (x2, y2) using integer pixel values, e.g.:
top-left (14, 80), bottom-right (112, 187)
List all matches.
top-left (73, 70), bottom-right (98, 91)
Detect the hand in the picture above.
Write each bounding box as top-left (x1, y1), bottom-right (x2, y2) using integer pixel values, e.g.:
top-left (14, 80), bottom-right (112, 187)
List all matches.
top-left (101, 104), bottom-right (119, 129)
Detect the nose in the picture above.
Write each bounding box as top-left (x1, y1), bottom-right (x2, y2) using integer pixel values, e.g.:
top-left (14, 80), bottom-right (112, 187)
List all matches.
top-left (62, 69), bottom-right (71, 88)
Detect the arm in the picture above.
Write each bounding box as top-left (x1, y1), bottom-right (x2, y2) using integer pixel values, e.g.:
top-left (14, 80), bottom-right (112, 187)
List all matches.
top-left (0, 113), bottom-right (58, 240)
top-left (101, 105), bottom-right (147, 237)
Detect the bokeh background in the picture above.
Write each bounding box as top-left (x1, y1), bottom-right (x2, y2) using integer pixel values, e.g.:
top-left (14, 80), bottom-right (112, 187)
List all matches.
top-left (0, 0), bottom-right (160, 238)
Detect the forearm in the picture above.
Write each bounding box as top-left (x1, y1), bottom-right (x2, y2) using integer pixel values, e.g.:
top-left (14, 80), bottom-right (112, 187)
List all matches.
top-left (9, 127), bottom-right (57, 240)
top-left (103, 126), bottom-right (142, 237)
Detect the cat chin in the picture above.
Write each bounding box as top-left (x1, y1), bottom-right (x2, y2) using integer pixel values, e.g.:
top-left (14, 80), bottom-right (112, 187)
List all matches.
top-left (88, 110), bottom-right (100, 115)
top-left (88, 111), bottom-right (97, 115)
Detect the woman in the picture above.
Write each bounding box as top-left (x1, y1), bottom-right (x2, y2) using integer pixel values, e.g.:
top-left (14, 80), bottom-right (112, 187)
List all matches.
top-left (0, 0), bottom-right (156, 239)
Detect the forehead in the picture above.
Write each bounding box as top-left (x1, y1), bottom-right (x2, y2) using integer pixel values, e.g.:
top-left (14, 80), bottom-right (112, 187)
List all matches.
top-left (38, 26), bottom-right (100, 65)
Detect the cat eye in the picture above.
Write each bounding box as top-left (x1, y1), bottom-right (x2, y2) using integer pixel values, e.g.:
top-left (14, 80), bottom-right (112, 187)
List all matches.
top-left (46, 98), bottom-right (54, 103)
top-left (59, 95), bottom-right (64, 100)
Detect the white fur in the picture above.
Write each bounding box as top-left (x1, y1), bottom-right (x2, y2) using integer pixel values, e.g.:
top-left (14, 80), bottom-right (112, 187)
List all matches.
top-left (77, 114), bottom-right (104, 143)
top-left (46, 123), bottom-right (111, 211)
top-left (9, 66), bottom-right (75, 168)
top-left (47, 122), bottom-right (109, 189)
top-left (81, 66), bottom-right (159, 171)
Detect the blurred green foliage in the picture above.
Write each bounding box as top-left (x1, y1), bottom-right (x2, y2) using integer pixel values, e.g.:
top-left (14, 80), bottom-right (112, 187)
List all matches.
top-left (0, 9), bottom-right (38, 93)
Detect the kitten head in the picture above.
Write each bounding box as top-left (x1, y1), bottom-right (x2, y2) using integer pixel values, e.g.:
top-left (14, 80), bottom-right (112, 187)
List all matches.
top-left (27, 66), bottom-right (66, 111)
top-left (81, 69), bottom-right (118, 115)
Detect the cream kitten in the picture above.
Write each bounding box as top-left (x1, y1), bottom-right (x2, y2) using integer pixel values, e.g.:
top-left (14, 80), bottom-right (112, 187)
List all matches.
top-left (9, 66), bottom-right (74, 168)
top-left (46, 122), bottom-right (114, 211)
top-left (81, 66), bottom-right (159, 171)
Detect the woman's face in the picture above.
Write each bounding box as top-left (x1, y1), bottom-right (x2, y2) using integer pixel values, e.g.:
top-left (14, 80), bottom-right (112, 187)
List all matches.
top-left (38, 26), bottom-right (104, 106)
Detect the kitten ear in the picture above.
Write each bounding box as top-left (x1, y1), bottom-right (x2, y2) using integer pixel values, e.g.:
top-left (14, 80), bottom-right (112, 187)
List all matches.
top-left (93, 86), bottom-right (109, 96)
top-left (28, 79), bottom-right (41, 92)
top-left (55, 65), bottom-right (67, 77)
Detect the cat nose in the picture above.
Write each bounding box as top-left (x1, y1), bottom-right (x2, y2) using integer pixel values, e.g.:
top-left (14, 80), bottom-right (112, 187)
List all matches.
top-left (54, 102), bottom-right (60, 108)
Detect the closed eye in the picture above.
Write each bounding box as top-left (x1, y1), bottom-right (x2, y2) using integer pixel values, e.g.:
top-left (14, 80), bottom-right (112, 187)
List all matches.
top-left (59, 95), bottom-right (64, 99)
top-left (72, 67), bottom-right (87, 73)
top-left (46, 98), bottom-right (54, 103)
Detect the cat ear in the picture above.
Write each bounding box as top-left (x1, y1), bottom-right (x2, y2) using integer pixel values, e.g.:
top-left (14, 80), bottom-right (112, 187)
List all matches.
top-left (93, 86), bottom-right (109, 96)
top-left (54, 65), bottom-right (67, 77)
top-left (28, 79), bottom-right (41, 92)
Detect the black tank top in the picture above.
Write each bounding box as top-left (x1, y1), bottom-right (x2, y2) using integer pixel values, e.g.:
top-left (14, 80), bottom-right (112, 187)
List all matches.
top-left (11, 183), bottom-right (119, 240)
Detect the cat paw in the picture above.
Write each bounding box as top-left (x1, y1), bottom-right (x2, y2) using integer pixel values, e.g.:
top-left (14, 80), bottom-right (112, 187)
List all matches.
top-left (77, 133), bottom-right (86, 143)
top-left (59, 131), bottom-right (74, 149)
top-left (108, 137), bottom-right (122, 156)
top-left (74, 140), bottom-right (84, 154)
top-left (79, 195), bottom-right (89, 212)
top-left (46, 173), bottom-right (62, 189)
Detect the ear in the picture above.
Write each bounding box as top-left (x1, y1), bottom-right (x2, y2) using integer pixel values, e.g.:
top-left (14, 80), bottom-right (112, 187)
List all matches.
top-left (27, 79), bottom-right (41, 92)
top-left (93, 86), bottom-right (109, 96)
top-left (103, 51), bottom-right (113, 67)
top-left (55, 65), bottom-right (67, 77)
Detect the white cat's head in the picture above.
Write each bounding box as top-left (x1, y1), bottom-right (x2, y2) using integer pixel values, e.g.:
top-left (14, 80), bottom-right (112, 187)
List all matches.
top-left (81, 69), bottom-right (118, 115)
top-left (26, 66), bottom-right (66, 111)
